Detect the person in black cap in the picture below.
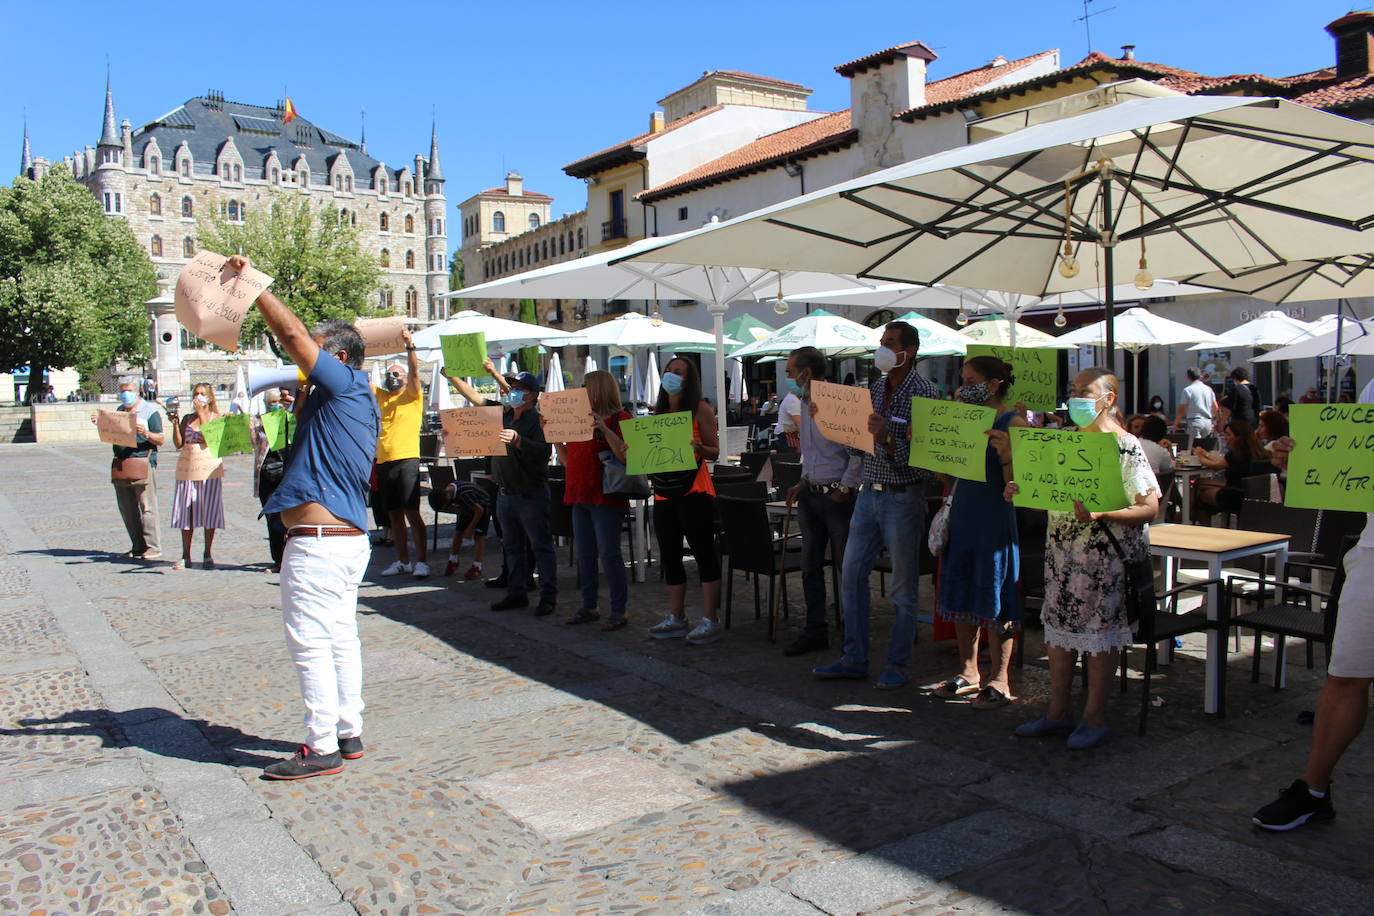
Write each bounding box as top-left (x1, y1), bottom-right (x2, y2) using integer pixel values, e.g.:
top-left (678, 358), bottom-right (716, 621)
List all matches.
top-left (446, 361), bottom-right (558, 616)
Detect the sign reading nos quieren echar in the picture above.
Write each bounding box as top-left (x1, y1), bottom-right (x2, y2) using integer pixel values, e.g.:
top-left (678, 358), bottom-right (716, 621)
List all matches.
top-left (622, 412), bottom-right (695, 475)
top-left (1010, 427), bottom-right (1128, 513)
top-left (908, 397), bottom-right (997, 481)
top-left (1284, 403), bottom-right (1374, 512)
top-left (964, 345), bottom-right (1058, 413)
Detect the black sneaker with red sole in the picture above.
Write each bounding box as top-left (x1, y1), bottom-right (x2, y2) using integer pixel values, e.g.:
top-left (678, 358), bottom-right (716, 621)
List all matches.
top-left (338, 735), bottom-right (365, 760)
top-left (262, 745), bottom-right (344, 780)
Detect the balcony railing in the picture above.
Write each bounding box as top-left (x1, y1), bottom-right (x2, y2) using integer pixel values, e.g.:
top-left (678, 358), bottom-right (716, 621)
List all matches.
top-left (601, 218), bottom-right (628, 242)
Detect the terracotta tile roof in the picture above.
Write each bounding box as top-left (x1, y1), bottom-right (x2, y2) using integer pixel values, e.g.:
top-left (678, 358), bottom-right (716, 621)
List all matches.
top-left (475, 186), bottom-right (553, 201)
top-left (711, 70), bottom-right (808, 91)
top-left (1288, 73), bottom-right (1374, 110)
top-left (638, 111), bottom-right (855, 202)
top-left (835, 41), bottom-right (939, 77)
top-left (563, 105), bottom-right (724, 178)
top-left (922, 50), bottom-right (1061, 105)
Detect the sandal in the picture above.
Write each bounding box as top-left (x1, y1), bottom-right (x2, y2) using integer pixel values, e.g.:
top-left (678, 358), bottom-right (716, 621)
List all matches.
top-left (970, 685), bottom-right (1012, 710)
top-left (600, 617), bottom-right (628, 632)
top-left (931, 676), bottom-right (980, 698)
top-left (565, 608), bottom-right (600, 626)
top-left (171, 557), bottom-right (190, 570)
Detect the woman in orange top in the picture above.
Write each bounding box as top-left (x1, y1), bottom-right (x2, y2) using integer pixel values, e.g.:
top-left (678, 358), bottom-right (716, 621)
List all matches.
top-left (644, 357), bottom-right (722, 645)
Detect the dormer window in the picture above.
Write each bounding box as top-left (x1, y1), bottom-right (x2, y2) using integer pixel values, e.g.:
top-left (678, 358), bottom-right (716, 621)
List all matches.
top-left (149, 156), bottom-right (160, 175)
top-left (180, 158), bottom-right (191, 177)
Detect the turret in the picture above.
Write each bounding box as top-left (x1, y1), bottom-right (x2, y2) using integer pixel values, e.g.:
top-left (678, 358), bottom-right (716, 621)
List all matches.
top-left (19, 121), bottom-right (31, 179)
top-left (97, 74), bottom-right (121, 167)
top-left (422, 122), bottom-right (449, 320)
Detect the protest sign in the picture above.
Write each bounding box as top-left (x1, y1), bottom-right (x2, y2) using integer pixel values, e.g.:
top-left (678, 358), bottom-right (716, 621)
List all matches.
top-left (810, 381), bottom-right (874, 453)
top-left (441, 332), bottom-right (488, 377)
top-left (174, 251), bottom-right (273, 352)
top-left (200, 414), bottom-right (253, 458)
top-left (908, 398), bottom-right (997, 481)
top-left (622, 412), bottom-right (696, 475)
top-left (540, 389), bottom-right (594, 443)
top-left (175, 444), bottom-right (224, 482)
top-left (1009, 427), bottom-right (1128, 513)
top-left (965, 345), bottom-right (1058, 413)
top-left (1284, 403), bottom-right (1374, 512)
top-left (439, 406), bottom-right (504, 456)
top-left (355, 316), bottom-right (408, 356)
top-left (95, 409), bottom-right (138, 448)
top-left (260, 410), bottom-right (297, 451)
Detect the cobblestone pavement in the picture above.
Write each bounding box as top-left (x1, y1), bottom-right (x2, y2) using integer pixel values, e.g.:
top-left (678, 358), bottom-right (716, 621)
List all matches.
top-left (0, 442), bottom-right (1369, 915)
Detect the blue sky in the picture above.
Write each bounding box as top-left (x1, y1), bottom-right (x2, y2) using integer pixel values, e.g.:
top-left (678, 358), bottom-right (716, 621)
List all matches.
top-left (3, 1), bottom-right (1356, 237)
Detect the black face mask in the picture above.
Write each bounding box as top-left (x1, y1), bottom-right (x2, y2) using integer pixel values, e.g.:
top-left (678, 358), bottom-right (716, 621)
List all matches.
top-left (384, 375), bottom-right (404, 391)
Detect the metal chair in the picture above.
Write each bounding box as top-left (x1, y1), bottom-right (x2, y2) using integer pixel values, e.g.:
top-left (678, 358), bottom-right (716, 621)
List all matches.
top-left (1125, 577), bottom-right (1226, 734)
top-left (428, 464), bottom-right (457, 553)
top-left (547, 478), bottom-right (576, 567)
top-left (770, 458), bottom-right (802, 497)
top-left (715, 495), bottom-right (801, 639)
top-left (738, 451), bottom-right (770, 480)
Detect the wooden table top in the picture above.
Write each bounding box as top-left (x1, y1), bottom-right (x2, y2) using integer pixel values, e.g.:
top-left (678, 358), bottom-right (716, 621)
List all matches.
top-left (1149, 524), bottom-right (1290, 552)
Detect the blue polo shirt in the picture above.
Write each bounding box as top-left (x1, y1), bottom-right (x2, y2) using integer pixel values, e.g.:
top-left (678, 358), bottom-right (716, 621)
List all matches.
top-left (261, 348), bottom-right (379, 531)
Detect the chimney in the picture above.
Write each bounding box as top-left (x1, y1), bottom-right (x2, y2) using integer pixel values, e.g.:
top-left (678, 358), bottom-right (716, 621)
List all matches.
top-left (837, 42), bottom-right (939, 120)
top-left (648, 111), bottom-right (666, 134)
top-left (1327, 12), bottom-right (1374, 79)
top-left (1120, 44), bottom-right (1136, 61)
top-left (505, 170), bottom-right (523, 196)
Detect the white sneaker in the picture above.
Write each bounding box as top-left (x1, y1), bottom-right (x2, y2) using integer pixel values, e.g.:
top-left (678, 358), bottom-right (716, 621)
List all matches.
top-left (648, 614), bottom-right (689, 639)
top-left (380, 560), bottom-right (412, 576)
top-left (687, 618), bottom-right (723, 645)
top-left (412, 561), bottom-right (430, 579)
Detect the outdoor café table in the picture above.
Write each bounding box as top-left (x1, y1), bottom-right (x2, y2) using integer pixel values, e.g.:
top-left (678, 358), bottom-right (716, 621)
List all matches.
top-left (1148, 523), bottom-right (1290, 714)
top-left (1171, 462), bottom-right (1208, 525)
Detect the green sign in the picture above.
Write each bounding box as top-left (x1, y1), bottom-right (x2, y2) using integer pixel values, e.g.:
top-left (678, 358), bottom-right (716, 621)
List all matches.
top-left (1284, 403), bottom-right (1374, 512)
top-left (260, 410), bottom-right (297, 452)
top-left (622, 411), bottom-right (696, 476)
top-left (1009, 427), bottom-right (1128, 513)
top-left (441, 332), bottom-right (488, 377)
top-left (908, 397), bottom-right (997, 481)
top-left (965, 345), bottom-right (1058, 413)
top-left (200, 414), bottom-right (253, 458)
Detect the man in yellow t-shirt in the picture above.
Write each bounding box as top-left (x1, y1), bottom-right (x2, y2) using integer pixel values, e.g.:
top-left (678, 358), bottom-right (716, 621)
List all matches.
top-left (374, 330), bottom-right (429, 578)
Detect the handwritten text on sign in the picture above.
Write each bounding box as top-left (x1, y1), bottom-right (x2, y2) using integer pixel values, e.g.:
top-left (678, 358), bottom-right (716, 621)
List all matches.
top-left (175, 444), bottom-right (224, 482)
top-left (540, 389), bottom-right (594, 442)
top-left (260, 410), bottom-right (296, 451)
top-left (1010, 428), bottom-right (1128, 513)
top-left (96, 409), bottom-right (137, 448)
top-left (1284, 403), bottom-right (1374, 512)
top-left (622, 412), bottom-right (695, 476)
top-left (355, 316), bottom-right (408, 357)
top-left (810, 381), bottom-right (874, 453)
top-left (174, 251), bottom-right (273, 352)
top-left (200, 414), bottom-right (253, 458)
top-left (908, 398), bottom-right (996, 481)
top-left (441, 332), bottom-right (488, 378)
top-left (439, 406), bottom-right (505, 457)
top-left (965, 345), bottom-right (1058, 413)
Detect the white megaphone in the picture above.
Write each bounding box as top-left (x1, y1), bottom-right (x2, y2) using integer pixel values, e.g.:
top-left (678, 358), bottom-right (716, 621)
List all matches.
top-left (247, 364), bottom-right (305, 396)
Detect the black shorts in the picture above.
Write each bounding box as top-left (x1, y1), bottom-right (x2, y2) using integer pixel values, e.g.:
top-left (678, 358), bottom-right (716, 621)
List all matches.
top-left (376, 458), bottom-right (421, 511)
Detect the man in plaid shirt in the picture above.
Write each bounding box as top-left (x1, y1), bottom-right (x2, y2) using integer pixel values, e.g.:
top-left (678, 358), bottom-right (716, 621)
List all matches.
top-left (814, 321), bottom-right (935, 690)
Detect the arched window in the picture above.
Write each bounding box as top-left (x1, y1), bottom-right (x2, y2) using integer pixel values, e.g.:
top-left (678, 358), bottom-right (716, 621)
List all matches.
top-left (233, 164), bottom-right (241, 182)
top-left (493, 211), bottom-right (506, 233)
top-left (379, 288), bottom-right (394, 310)
top-left (181, 196), bottom-right (193, 218)
top-left (227, 200), bottom-right (240, 221)
top-left (404, 214), bottom-right (414, 233)
top-left (271, 167), bottom-right (279, 183)
top-left (149, 193), bottom-right (161, 216)
top-left (180, 158), bottom-right (191, 177)
top-left (405, 250), bottom-right (415, 269)
top-left (577, 228), bottom-right (584, 249)
top-left (379, 212), bottom-right (389, 231)
top-left (380, 249), bottom-right (391, 267)
top-left (150, 235), bottom-right (162, 257)
top-left (149, 156), bottom-right (160, 175)
top-left (344, 175), bottom-right (352, 192)
top-left (403, 181), bottom-right (412, 197)
top-left (404, 287), bottom-right (418, 318)
top-left (542, 240), bottom-right (549, 260)
top-left (299, 170), bottom-right (308, 186)
top-left (528, 213), bottom-right (541, 229)
top-left (183, 237), bottom-right (196, 257)
top-left (558, 235), bottom-right (565, 255)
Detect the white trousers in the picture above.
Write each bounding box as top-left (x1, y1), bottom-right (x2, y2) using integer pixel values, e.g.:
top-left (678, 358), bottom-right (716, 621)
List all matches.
top-left (280, 532), bottom-right (371, 754)
top-left (1329, 545), bottom-right (1374, 679)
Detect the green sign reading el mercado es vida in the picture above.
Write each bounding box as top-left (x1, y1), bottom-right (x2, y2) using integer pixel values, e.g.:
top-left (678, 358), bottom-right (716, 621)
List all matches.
top-left (1009, 427), bottom-right (1128, 513)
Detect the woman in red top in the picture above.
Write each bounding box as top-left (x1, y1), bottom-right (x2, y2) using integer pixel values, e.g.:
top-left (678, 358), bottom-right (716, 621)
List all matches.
top-left (551, 370), bottom-right (632, 630)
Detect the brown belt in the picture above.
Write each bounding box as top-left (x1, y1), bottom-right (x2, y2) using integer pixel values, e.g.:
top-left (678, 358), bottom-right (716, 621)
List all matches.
top-left (286, 525), bottom-right (365, 540)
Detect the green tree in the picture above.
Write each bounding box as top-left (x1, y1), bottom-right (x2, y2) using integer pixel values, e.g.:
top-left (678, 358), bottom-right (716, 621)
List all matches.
top-left (198, 197), bottom-right (380, 349)
top-left (0, 166), bottom-right (158, 382)
top-left (448, 251), bottom-right (463, 289)
top-left (517, 298), bottom-right (539, 374)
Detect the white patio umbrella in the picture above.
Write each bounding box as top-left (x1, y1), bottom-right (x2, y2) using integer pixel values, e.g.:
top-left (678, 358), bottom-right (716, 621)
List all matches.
top-left (555, 312), bottom-right (738, 350)
top-left (1187, 311), bottom-right (1314, 351)
top-left (890, 311), bottom-right (977, 356)
top-left (544, 352), bottom-right (565, 393)
top-left (643, 351), bottom-right (661, 402)
top-left (728, 358), bottom-right (747, 407)
top-left (731, 312), bottom-right (880, 359)
top-left (584, 355), bottom-right (598, 374)
top-left (1253, 317), bottom-right (1374, 361)
top-left (1183, 254), bottom-right (1374, 304)
top-left (428, 361), bottom-right (456, 410)
top-left (411, 309), bottom-right (574, 357)
top-left (957, 317), bottom-right (1076, 349)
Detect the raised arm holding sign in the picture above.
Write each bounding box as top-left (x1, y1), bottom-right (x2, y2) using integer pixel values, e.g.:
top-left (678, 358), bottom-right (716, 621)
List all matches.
top-left (175, 251), bottom-right (273, 352)
top-left (441, 332), bottom-right (488, 378)
top-left (810, 380), bottom-right (875, 453)
top-left (908, 397), bottom-right (997, 481)
top-left (355, 316), bottom-right (409, 357)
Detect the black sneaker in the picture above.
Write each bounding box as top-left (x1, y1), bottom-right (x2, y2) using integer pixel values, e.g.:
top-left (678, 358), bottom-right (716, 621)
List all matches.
top-left (338, 735), bottom-right (365, 760)
top-left (262, 745), bottom-right (344, 780)
top-left (783, 631), bottom-right (829, 657)
top-left (534, 598), bottom-right (557, 617)
top-left (1253, 779), bottom-right (1334, 831)
top-left (484, 574), bottom-right (508, 589)
top-left (491, 594), bottom-right (529, 611)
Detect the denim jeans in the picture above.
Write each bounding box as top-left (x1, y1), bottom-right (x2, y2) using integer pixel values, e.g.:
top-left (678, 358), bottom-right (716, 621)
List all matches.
top-left (797, 487), bottom-right (854, 635)
top-left (497, 489), bottom-right (558, 601)
top-left (572, 503), bottom-right (628, 619)
top-left (840, 486), bottom-right (926, 670)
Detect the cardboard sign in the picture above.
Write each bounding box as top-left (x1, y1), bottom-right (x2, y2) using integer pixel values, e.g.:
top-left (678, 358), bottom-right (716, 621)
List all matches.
top-left (200, 414), bottom-right (253, 458)
top-left (355, 316), bottom-right (408, 356)
top-left (96, 409), bottom-right (138, 448)
top-left (540, 389), bottom-right (594, 443)
top-left (965, 345), bottom-right (1058, 413)
top-left (260, 410), bottom-right (296, 452)
top-left (441, 332), bottom-right (488, 378)
top-left (439, 406), bottom-right (504, 457)
top-left (175, 445), bottom-right (223, 482)
top-left (810, 381), bottom-right (874, 454)
top-left (1284, 403), bottom-right (1374, 512)
top-left (908, 397), bottom-right (997, 481)
top-left (174, 251), bottom-right (273, 352)
top-left (1009, 427), bottom-right (1128, 513)
top-left (622, 411), bottom-right (696, 476)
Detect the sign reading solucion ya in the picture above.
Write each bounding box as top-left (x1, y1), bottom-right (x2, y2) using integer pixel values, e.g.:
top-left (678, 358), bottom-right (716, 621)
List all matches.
top-left (809, 381), bottom-right (874, 453)
top-left (908, 398), bottom-right (997, 481)
top-left (1009, 428), bottom-right (1128, 513)
top-left (1284, 403), bottom-right (1374, 512)
top-left (622, 412), bottom-right (695, 476)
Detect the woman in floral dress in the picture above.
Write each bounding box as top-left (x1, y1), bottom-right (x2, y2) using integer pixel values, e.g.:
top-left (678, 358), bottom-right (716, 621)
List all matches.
top-left (1005, 368), bottom-right (1160, 749)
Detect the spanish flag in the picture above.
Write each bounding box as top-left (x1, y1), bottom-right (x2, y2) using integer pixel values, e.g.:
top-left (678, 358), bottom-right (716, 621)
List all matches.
top-left (283, 96), bottom-right (298, 124)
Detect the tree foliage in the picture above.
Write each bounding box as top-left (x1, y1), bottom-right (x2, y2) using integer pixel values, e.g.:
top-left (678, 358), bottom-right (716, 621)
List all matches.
top-left (198, 196), bottom-right (380, 347)
top-left (0, 166), bottom-right (158, 377)
top-left (448, 251), bottom-right (463, 289)
top-left (517, 298), bottom-right (539, 374)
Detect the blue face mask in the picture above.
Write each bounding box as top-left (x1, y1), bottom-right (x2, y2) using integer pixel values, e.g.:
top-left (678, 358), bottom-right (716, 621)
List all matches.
top-left (266, 403), bottom-right (283, 412)
top-left (502, 390), bottom-right (526, 408)
top-left (1067, 396), bottom-right (1103, 428)
top-left (118, 391), bottom-right (137, 407)
top-left (660, 372), bottom-right (684, 396)
top-left (786, 378), bottom-right (806, 398)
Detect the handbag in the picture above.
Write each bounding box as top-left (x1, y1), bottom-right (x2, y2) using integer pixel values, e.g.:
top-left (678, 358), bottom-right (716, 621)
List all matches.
top-left (1100, 522), bottom-right (1156, 625)
top-left (927, 482), bottom-right (957, 556)
top-left (599, 450), bottom-right (651, 499)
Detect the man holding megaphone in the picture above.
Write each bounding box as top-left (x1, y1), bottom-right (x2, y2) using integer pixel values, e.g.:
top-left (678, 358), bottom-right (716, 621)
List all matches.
top-left (373, 331), bottom-right (428, 579)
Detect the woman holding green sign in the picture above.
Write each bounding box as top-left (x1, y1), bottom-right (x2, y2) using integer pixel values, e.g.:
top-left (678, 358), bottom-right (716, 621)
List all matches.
top-left (1006, 368), bottom-right (1160, 750)
top-left (169, 383), bottom-right (227, 569)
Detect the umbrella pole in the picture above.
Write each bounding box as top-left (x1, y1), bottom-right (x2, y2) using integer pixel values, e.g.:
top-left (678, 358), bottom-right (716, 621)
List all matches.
top-left (1102, 176), bottom-right (1117, 376)
top-left (709, 300), bottom-right (728, 465)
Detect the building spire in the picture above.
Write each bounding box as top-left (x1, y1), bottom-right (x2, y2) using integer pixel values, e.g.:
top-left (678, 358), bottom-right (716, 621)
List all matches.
top-left (359, 108), bottom-right (367, 154)
top-left (20, 117), bottom-right (32, 178)
top-left (98, 71), bottom-right (120, 148)
top-left (427, 120), bottom-right (444, 182)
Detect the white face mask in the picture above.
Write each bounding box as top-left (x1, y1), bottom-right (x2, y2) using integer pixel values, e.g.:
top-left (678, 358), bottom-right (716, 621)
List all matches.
top-left (874, 346), bottom-right (905, 373)
top-left (193, 394), bottom-right (209, 407)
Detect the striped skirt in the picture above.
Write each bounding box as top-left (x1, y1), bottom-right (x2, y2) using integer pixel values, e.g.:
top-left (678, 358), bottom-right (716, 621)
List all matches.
top-left (170, 478), bottom-right (226, 530)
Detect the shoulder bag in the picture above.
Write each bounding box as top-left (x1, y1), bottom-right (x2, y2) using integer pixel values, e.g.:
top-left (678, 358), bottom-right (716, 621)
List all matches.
top-left (599, 450), bottom-right (651, 499)
top-left (927, 482), bottom-right (957, 556)
top-left (1099, 522), bottom-right (1156, 625)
